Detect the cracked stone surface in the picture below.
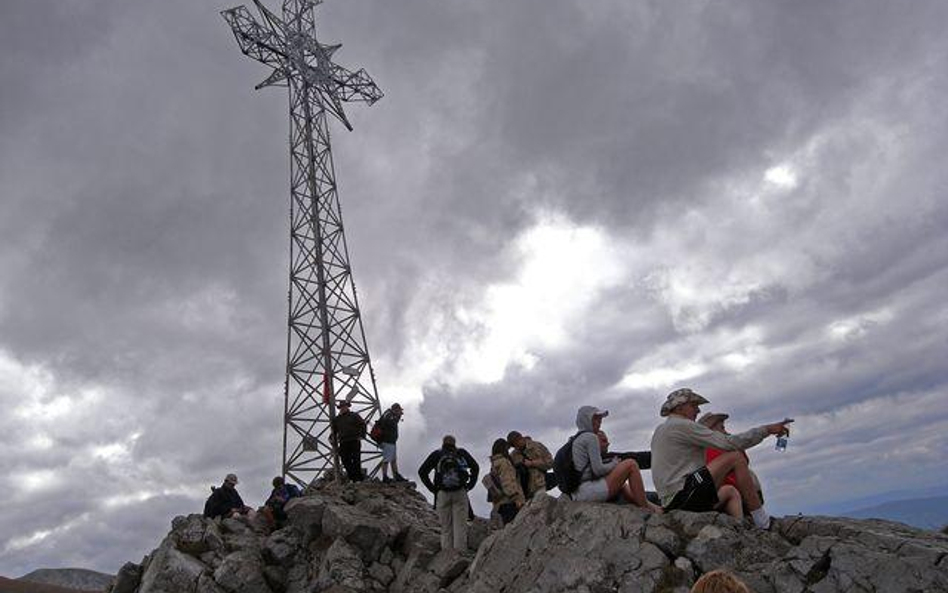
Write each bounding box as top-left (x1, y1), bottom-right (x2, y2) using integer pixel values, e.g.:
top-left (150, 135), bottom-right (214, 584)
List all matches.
top-left (112, 483), bottom-right (948, 593)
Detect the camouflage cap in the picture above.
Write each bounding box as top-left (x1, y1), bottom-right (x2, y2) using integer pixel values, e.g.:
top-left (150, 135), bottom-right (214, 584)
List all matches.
top-left (660, 387), bottom-right (710, 417)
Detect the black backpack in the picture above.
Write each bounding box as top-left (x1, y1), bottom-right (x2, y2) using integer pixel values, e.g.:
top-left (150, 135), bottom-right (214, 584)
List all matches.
top-left (437, 449), bottom-right (469, 492)
top-left (552, 431), bottom-right (589, 495)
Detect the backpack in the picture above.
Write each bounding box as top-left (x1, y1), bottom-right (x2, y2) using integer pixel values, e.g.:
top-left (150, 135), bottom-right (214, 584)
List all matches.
top-left (369, 421), bottom-right (383, 443)
top-left (437, 449), bottom-right (469, 492)
top-left (482, 472), bottom-right (503, 503)
top-left (552, 431), bottom-right (589, 495)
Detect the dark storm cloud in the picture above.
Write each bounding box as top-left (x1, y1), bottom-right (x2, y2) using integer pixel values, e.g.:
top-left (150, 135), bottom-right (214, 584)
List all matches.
top-left (1, 0), bottom-right (947, 577)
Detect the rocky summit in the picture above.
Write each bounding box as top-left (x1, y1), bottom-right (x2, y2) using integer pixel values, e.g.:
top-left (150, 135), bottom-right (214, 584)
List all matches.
top-left (109, 482), bottom-right (948, 593)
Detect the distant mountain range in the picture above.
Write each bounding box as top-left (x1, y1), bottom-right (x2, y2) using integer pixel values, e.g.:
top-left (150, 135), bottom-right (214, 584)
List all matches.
top-left (14, 569), bottom-right (112, 593)
top-left (0, 576), bottom-right (88, 593)
top-left (840, 495), bottom-right (948, 530)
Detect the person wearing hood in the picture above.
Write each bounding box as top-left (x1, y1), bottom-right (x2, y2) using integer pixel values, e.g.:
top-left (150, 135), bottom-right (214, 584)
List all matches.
top-left (571, 406), bottom-right (662, 513)
top-left (650, 388), bottom-right (792, 529)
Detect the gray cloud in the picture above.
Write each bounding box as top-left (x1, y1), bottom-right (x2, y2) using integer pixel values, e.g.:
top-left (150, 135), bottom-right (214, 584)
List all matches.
top-left (1, 0), bottom-right (947, 577)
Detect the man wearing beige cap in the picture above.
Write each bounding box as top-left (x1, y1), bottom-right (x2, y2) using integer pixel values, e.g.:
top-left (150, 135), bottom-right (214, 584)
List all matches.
top-left (650, 388), bottom-right (792, 529)
top-left (203, 473), bottom-right (253, 519)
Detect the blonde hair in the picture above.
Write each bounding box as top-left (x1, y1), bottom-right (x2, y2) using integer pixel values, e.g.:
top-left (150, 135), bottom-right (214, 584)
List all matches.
top-left (691, 569), bottom-right (752, 593)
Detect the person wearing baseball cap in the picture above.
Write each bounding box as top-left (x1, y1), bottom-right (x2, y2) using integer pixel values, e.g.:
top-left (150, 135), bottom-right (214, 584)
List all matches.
top-left (650, 388), bottom-right (792, 529)
top-left (202, 473), bottom-right (253, 520)
top-left (376, 403), bottom-right (406, 483)
top-left (569, 405), bottom-right (662, 513)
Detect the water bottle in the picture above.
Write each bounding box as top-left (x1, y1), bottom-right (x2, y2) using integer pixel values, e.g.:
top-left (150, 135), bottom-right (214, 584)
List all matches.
top-left (775, 435), bottom-right (788, 452)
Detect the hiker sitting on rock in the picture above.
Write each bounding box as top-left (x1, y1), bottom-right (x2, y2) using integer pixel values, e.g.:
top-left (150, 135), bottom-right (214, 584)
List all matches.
top-left (488, 438), bottom-right (526, 526)
top-left (597, 430), bottom-right (662, 506)
top-left (569, 406), bottom-right (662, 513)
top-left (203, 473), bottom-right (254, 520)
top-left (651, 388), bottom-right (792, 529)
top-left (507, 430), bottom-right (553, 499)
top-left (418, 435), bottom-right (480, 551)
top-left (699, 411), bottom-right (765, 509)
top-left (265, 476), bottom-right (302, 525)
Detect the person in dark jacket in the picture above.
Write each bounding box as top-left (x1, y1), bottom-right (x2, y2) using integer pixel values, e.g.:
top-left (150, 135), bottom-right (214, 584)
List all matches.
top-left (377, 403), bottom-right (406, 483)
top-left (331, 400), bottom-right (366, 482)
top-left (203, 473), bottom-right (253, 519)
top-left (418, 435), bottom-right (480, 550)
top-left (265, 476), bottom-right (302, 525)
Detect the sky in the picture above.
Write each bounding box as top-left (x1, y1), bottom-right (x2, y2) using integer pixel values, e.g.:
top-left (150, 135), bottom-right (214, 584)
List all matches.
top-left (1, 0), bottom-right (947, 578)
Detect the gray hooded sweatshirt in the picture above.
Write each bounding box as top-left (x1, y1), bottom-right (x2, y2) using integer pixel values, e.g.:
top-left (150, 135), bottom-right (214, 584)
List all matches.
top-left (571, 406), bottom-right (617, 482)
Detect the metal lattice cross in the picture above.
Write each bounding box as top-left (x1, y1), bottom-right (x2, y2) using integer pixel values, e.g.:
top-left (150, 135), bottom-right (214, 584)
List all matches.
top-left (222, 0), bottom-right (384, 484)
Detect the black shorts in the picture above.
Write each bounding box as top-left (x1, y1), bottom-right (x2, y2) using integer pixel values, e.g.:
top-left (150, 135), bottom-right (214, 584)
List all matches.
top-left (665, 467), bottom-right (718, 512)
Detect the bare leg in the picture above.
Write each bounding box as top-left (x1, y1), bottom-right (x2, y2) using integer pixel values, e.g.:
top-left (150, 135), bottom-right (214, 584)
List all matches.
top-left (715, 484), bottom-right (742, 518)
top-left (606, 460), bottom-right (662, 513)
top-left (707, 452), bottom-right (762, 512)
top-left (392, 459), bottom-right (400, 477)
top-left (381, 461), bottom-right (390, 479)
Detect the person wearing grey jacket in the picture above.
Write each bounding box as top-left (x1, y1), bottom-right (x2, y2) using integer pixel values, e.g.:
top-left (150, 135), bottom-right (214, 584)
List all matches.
top-left (570, 406), bottom-right (662, 513)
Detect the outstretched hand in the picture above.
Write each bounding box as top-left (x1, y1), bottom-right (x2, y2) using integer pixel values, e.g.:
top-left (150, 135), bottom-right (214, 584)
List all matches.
top-left (765, 418), bottom-right (794, 437)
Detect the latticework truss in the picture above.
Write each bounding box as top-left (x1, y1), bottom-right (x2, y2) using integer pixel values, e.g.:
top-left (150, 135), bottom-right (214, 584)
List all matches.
top-left (222, 0), bottom-right (383, 485)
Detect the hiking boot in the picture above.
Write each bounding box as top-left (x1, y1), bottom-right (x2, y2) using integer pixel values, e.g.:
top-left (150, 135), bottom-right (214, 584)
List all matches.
top-left (394, 474), bottom-right (408, 483)
top-left (382, 476), bottom-right (393, 484)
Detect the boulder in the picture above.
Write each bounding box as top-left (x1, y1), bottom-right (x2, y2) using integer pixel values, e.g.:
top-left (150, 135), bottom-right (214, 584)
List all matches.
top-left (110, 562), bottom-right (143, 593)
top-left (464, 494), bottom-right (948, 593)
top-left (172, 515), bottom-right (224, 556)
top-left (264, 526), bottom-right (302, 566)
top-left (138, 538), bottom-right (208, 593)
top-left (213, 549), bottom-right (272, 593)
top-left (316, 538), bottom-right (366, 592)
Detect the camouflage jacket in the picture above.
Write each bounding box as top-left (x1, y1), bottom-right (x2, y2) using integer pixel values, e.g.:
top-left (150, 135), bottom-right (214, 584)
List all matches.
top-left (490, 454), bottom-right (525, 507)
top-left (510, 438), bottom-right (553, 497)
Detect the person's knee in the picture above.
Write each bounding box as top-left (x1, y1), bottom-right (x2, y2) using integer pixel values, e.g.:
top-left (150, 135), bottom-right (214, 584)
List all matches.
top-left (718, 484), bottom-right (740, 501)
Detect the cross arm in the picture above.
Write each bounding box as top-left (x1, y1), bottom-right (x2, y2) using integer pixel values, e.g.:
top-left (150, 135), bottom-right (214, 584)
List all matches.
top-left (221, 5), bottom-right (287, 70)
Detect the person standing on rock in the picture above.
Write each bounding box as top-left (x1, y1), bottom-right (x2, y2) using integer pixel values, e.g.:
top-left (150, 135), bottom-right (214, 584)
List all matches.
top-left (331, 400), bottom-right (367, 482)
top-left (651, 387), bottom-right (792, 529)
top-left (376, 403), bottom-right (407, 483)
top-left (203, 473), bottom-right (254, 519)
top-left (571, 406), bottom-right (662, 512)
top-left (418, 435), bottom-right (480, 550)
top-left (489, 438), bottom-right (526, 525)
top-left (507, 430), bottom-right (553, 499)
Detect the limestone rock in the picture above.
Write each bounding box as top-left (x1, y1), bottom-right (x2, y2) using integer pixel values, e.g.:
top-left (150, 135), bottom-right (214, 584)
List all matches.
top-left (110, 562), bottom-right (142, 593)
top-left (119, 480), bottom-right (948, 593)
top-left (138, 538), bottom-right (208, 593)
top-left (366, 562), bottom-right (394, 587)
top-left (264, 526), bottom-right (301, 566)
top-left (214, 550), bottom-right (272, 593)
top-left (465, 494), bottom-right (948, 593)
top-left (172, 515), bottom-right (224, 556)
top-left (316, 538), bottom-right (366, 592)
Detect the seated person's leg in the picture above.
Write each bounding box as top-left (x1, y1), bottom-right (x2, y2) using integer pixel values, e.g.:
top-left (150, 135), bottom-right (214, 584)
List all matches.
top-left (605, 460), bottom-right (661, 512)
top-left (715, 484), bottom-right (743, 518)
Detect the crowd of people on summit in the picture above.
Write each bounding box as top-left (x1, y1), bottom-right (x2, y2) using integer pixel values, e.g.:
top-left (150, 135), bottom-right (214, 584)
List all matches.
top-left (204, 387), bottom-right (792, 576)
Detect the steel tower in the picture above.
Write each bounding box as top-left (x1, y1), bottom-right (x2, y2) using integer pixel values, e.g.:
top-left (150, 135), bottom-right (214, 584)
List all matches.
top-left (222, 0), bottom-right (383, 485)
